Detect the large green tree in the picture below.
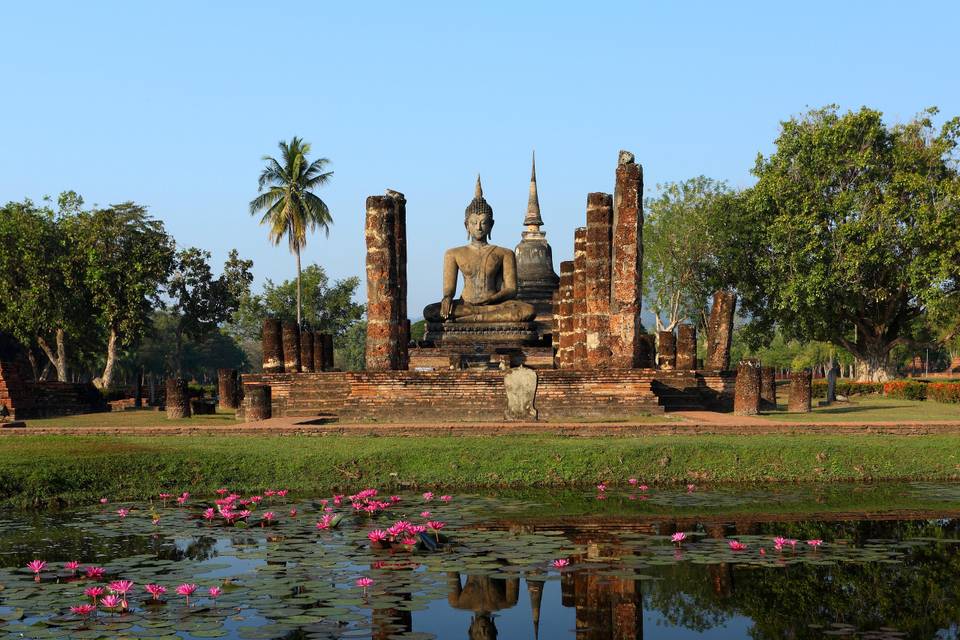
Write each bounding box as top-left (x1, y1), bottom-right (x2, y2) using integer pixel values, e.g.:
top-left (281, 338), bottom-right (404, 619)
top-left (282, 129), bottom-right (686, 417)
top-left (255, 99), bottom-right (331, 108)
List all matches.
top-left (740, 106), bottom-right (960, 381)
top-left (249, 137), bottom-right (333, 326)
top-left (66, 203), bottom-right (175, 389)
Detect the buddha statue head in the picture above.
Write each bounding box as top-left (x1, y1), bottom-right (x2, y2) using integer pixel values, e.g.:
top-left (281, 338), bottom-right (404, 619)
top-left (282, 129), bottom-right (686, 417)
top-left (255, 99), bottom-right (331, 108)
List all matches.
top-left (465, 175), bottom-right (494, 242)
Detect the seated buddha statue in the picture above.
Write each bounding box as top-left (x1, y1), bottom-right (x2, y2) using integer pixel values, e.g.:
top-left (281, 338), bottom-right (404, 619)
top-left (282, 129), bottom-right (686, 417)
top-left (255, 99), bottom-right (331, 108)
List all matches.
top-left (423, 177), bottom-right (537, 324)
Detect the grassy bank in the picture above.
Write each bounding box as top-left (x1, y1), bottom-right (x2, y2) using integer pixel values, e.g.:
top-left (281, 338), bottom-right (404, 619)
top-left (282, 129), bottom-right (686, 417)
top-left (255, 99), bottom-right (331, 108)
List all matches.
top-left (2, 433), bottom-right (960, 507)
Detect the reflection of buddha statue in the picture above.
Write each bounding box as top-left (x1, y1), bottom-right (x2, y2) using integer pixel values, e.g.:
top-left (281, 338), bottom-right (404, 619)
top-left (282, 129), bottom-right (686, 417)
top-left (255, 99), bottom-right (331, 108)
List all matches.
top-left (447, 573), bottom-right (520, 640)
top-left (424, 177), bottom-right (537, 325)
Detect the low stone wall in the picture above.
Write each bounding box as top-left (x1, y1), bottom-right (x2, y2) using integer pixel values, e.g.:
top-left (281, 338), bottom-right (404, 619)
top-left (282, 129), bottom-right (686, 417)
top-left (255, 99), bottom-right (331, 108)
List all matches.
top-left (407, 346), bottom-right (554, 370)
top-left (241, 369), bottom-right (737, 423)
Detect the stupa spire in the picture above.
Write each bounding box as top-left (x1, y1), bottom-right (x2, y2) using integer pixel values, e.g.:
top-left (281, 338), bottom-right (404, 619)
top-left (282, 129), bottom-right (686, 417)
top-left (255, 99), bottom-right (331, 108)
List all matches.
top-left (523, 151), bottom-right (544, 228)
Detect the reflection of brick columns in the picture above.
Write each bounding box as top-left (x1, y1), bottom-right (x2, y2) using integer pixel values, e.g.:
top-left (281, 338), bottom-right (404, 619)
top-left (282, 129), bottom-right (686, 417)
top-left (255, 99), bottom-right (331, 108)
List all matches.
top-left (217, 368), bottom-right (238, 410)
top-left (610, 154), bottom-right (644, 369)
top-left (299, 331), bottom-right (314, 373)
top-left (261, 318), bottom-right (283, 373)
top-left (789, 369), bottom-right (812, 412)
top-left (734, 360), bottom-right (761, 415)
top-left (365, 195), bottom-right (399, 370)
top-left (281, 322), bottom-right (301, 373)
top-left (572, 227), bottom-right (588, 366)
top-left (760, 366), bottom-right (777, 409)
top-left (585, 193), bottom-right (613, 368)
top-left (706, 290), bottom-right (736, 370)
top-left (676, 324), bottom-right (697, 370)
top-left (165, 377), bottom-right (190, 419)
top-left (557, 261), bottom-right (575, 369)
top-left (657, 330), bottom-right (676, 370)
top-left (386, 190), bottom-right (409, 370)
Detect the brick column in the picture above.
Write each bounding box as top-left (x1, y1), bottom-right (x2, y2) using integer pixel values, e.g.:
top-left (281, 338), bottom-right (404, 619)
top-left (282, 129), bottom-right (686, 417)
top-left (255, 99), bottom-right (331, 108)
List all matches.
top-left (551, 289), bottom-right (560, 367)
top-left (609, 153), bottom-right (644, 368)
top-left (760, 366), bottom-right (777, 409)
top-left (557, 260), bottom-right (575, 369)
top-left (657, 330), bottom-right (676, 370)
top-left (788, 369), bottom-right (812, 413)
top-left (706, 290), bottom-right (737, 371)
top-left (572, 227), bottom-right (588, 367)
top-left (734, 361), bottom-right (761, 415)
top-left (676, 324), bottom-right (697, 370)
top-left (281, 322), bottom-right (301, 373)
top-left (322, 334), bottom-right (334, 370)
top-left (245, 385), bottom-right (271, 421)
top-left (312, 331), bottom-right (325, 372)
top-left (387, 190), bottom-right (409, 370)
top-left (261, 318), bottom-right (283, 373)
top-left (217, 368), bottom-right (238, 410)
top-left (584, 193), bottom-right (613, 368)
top-left (365, 195), bottom-right (399, 370)
top-left (638, 334), bottom-right (656, 369)
top-left (299, 331), bottom-right (315, 373)
top-left (165, 377), bottom-right (191, 419)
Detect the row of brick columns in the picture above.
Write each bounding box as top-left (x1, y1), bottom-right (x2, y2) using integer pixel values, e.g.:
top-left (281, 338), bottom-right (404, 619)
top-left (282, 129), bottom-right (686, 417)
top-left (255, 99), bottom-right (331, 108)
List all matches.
top-left (365, 191), bottom-right (409, 371)
top-left (735, 363), bottom-right (812, 414)
top-left (261, 318), bottom-right (334, 374)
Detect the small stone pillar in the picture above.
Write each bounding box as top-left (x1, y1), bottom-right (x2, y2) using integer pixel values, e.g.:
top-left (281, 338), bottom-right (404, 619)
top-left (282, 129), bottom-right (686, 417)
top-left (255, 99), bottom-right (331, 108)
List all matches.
top-left (609, 152), bottom-right (644, 368)
top-left (300, 331), bottom-right (315, 373)
top-left (261, 318), bottom-right (284, 373)
top-left (551, 289), bottom-right (560, 366)
top-left (788, 369), bottom-right (812, 413)
top-left (245, 385), bottom-right (271, 421)
top-left (657, 330), bottom-right (676, 370)
top-left (760, 366), bottom-right (777, 410)
top-left (584, 192), bottom-right (613, 368)
top-left (557, 260), bottom-right (575, 369)
top-left (365, 195), bottom-right (400, 370)
top-left (676, 324), bottom-right (697, 370)
top-left (706, 290), bottom-right (737, 370)
top-left (572, 227), bottom-right (587, 366)
top-left (322, 334), bottom-right (334, 370)
top-left (281, 322), bottom-right (301, 373)
top-left (387, 190), bottom-right (409, 370)
top-left (165, 377), bottom-right (191, 419)
top-left (312, 331), bottom-right (326, 372)
top-left (734, 361), bottom-right (761, 415)
top-left (217, 368), bottom-right (238, 410)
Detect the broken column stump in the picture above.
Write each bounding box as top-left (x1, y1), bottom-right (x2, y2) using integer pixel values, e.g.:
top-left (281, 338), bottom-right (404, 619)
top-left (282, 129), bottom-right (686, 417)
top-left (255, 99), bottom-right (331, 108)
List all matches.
top-left (676, 324), bottom-right (697, 370)
top-left (572, 227), bottom-right (587, 366)
top-left (365, 195), bottom-right (401, 370)
top-left (245, 385), bottom-right (272, 422)
top-left (734, 360), bottom-right (761, 415)
top-left (706, 290), bottom-right (737, 370)
top-left (217, 368), bottom-right (238, 410)
top-left (760, 366), bottom-right (777, 410)
top-left (557, 260), bottom-right (574, 369)
top-left (300, 331), bottom-right (315, 373)
top-left (281, 322), bottom-right (301, 373)
top-left (788, 369), bottom-right (812, 413)
top-left (610, 152), bottom-right (644, 369)
top-left (657, 330), bottom-right (676, 370)
top-left (165, 377), bottom-right (191, 420)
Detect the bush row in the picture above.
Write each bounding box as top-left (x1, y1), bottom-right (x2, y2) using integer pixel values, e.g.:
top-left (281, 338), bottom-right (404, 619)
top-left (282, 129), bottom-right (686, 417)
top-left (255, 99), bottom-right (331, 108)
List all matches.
top-left (811, 379), bottom-right (882, 397)
top-left (883, 380), bottom-right (928, 401)
top-left (809, 379), bottom-right (960, 404)
top-left (928, 383), bottom-right (960, 404)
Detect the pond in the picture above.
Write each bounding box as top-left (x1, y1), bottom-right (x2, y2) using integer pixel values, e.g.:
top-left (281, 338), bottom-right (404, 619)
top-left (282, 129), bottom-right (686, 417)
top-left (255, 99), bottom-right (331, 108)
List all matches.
top-left (1, 482), bottom-right (960, 639)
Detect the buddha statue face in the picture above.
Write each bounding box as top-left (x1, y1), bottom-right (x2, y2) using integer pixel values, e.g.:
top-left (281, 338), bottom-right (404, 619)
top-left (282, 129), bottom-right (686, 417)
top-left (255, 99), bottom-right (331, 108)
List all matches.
top-left (465, 211), bottom-right (494, 243)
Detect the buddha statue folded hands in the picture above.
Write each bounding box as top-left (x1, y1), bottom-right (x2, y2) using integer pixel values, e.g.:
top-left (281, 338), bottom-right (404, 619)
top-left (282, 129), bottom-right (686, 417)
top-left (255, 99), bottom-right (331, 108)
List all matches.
top-left (423, 176), bottom-right (536, 326)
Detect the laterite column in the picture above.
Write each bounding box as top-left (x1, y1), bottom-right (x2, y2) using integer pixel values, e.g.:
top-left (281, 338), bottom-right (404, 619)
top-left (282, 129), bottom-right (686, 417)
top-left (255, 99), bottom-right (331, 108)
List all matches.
top-left (246, 385), bottom-right (271, 421)
top-left (788, 369), bottom-right (812, 413)
top-left (281, 322), bottom-right (301, 373)
top-left (322, 334), bottom-right (334, 370)
top-left (609, 152), bottom-right (644, 368)
top-left (760, 366), bottom-right (777, 410)
top-left (165, 377), bottom-right (191, 419)
top-left (365, 195), bottom-right (399, 370)
top-left (312, 331), bottom-right (326, 372)
top-left (261, 318), bottom-right (283, 373)
top-left (387, 189), bottom-right (409, 370)
top-left (300, 331), bottom-right (315, 373)
top-left (734, 361), bottom-right (761, 415)
top-left (706, 290), bottom-right (737, 370)
top-left (657, 330), bottom-right (676, 370)
top-left (584, 193), bottom-right (613, 368)
top-left (676, 324), bottom-right (697, 370)
top-left (217, 368), bottom-right (238, 410)
top-left (557, 260), bottom-right (575, 369)
top-left (572, 227), bottom-right (587, 366)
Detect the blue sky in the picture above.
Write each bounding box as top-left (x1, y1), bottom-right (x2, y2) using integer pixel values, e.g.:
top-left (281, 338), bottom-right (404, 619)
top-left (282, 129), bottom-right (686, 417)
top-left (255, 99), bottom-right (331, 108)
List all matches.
top-left (3, 1), bottom-right (958, 318)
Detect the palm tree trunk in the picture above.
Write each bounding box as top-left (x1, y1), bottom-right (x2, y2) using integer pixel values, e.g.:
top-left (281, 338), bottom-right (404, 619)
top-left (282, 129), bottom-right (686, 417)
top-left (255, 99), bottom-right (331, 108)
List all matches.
top-left (295, 246), bottom-right (302, 326)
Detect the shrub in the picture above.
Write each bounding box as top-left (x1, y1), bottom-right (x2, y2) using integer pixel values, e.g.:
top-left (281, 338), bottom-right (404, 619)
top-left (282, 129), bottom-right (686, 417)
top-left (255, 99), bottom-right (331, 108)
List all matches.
top-left (811, 379), bottom-right (882, 397)
top-left (883, 380), bottom-right (927, 401)
top-left (927, 382), bottom-right (960, 404)
top-left (187, 383), bottom-right (215, 398)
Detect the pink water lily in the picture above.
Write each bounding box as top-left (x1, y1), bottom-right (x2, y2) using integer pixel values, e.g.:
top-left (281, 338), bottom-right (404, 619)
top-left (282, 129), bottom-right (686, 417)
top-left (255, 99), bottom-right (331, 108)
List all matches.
top-left (203, 508), bottom-right (216, 521)
top-left (356, 576), bottom-right (373, 588)
top-left (421, 511), bottom-right (432, 518)
top-left (71, 603), bottom-right (97, 617)
top-left (64, 560), bottom-right (80, 573)
top-left (289, 507), bottom-right (298, 517)
top-left (671, 532), bottom-right (687, 545)
top-left (100, 594), bottom-right (123, 610)
top-left (440, 495), bottom-right (452, 502)
top-left (117, 508), bottom-right (129, 518)
top-left (686, 484), bottom-right (696, 493)
top-left (208, 586), bottom-right (222, 599)
top-left (176, 583), bottom-right (198, 605)
top-left (596, 483), bottom-right (607, 492)
top-left (639, 484), bottom-right (649, 491)
top-left (85, 566), bottom-right (106, 579)
top-left (628, 478), bottom-right (638, 485)
top-left (728, 540), bottom-right (747, 551)
top-left (109, 580), bottom-right (133, 595)
top-left (261, 511), bottom-right (276, 525)
top-left (552, 558), bottom-right (570, 568)
top-left (84, 586), bottom-right (105, 603)
top-left (316, 514), bottom-right (335, 530)
top-left (99, 497), bottom-right (108, 504)
top-left (145, 584), bottom-right (167, 600)
top-left (422, 492), bottom-right (434, 501)
top-left (807, 539), bottom-right (824, 547)
top-left (27, 559), bottom-right (46, 581)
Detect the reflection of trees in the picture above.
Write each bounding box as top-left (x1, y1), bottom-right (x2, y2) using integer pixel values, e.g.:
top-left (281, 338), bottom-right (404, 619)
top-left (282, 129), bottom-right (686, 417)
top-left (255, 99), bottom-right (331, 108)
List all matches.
top-left (643, 519), bottom-right (960, 639)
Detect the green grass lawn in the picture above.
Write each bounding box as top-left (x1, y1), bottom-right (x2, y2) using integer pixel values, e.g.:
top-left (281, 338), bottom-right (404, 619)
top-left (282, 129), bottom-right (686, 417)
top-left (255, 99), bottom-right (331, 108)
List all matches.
top-left (761, 395), bottom-right (960, 422)
top-left (21, 408), bottom-right (237, 428)
top-left (3, 432), bottom-right (960, 507)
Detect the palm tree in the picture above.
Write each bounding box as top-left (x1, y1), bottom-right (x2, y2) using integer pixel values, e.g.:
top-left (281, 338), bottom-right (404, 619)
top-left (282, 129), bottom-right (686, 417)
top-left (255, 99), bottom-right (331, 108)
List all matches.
top-left (250, 137), bottom-right (333, 326)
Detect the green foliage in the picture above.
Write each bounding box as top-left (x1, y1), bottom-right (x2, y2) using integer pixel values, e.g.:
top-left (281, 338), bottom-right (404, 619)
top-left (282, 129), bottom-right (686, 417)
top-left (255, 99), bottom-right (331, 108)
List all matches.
top-left (335, 320), bottom-right (366, 371)
top-left (134, 312), bottom-right (249, 380)
top-left (739, 106), bottom-right (960, 380)
top-left (410, 319), bottom-right (426, 341)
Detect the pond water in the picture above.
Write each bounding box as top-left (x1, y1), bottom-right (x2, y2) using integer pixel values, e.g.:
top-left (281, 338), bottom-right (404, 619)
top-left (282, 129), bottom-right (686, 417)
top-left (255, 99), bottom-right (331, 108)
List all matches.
top-left (2, 482), bottom-right (960, 639)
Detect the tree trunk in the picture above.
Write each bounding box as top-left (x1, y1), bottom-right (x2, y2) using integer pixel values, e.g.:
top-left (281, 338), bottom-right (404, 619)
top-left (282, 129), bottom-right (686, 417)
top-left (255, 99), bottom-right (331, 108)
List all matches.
top-left (96, 328), bottom-right (119, 390)
top-left (37, 328), bottom-right (68, 382)
top-left (705, 290), bottom-right (736, 370)
top-left (853, 351), bottom-right (896, 382)
top-left (295, 246), bottom-right (302, 327)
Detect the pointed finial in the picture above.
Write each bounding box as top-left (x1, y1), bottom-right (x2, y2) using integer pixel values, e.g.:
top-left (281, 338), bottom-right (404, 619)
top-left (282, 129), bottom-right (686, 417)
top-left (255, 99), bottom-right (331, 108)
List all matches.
top-left (475, 174), bottom-right (483, 199)
top-left (523, 151), bottom-right (544, 227)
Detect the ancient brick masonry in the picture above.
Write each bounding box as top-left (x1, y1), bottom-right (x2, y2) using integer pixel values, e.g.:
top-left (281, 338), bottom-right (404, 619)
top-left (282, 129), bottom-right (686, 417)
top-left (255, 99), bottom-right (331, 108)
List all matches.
top-left (609, 152), bottom-right (644, 369)
top-left (706, 290), bottom-right (737, 371)
top-left (245, 385), bottom-right (271, 421)
top-left (165, 377), bottom-right (191, 419)
top-left (788, 369), bottom-right (812, 413)
top-left (322, 334), bottom-right (334, 370)
top-left (657, 330), bottom-right (676, 370)
top-left (584, 193), bottom-right (613, 368)
top-left (217, 368), bottom-right (238, 410)
top-left (299, 331), bottom-right (315, 373)
top-left (261, 318), bottom-right (284, 373)
top-left (312, 332), bottom-right (326, 372)
top-left (365, 194), bottom-right (408, 371)
top-left (676, 324), bottom-right (697, 370)
top-left (760, 366), bottom-right (777, 410)
top-left (281, 322), bottom-right (301, 373)
top-left (734, 360), bottom-right (761, 415)
top-left (572, 227), bottom-right (587, 365)
top-left (557, 261), bottom-right (575, 369)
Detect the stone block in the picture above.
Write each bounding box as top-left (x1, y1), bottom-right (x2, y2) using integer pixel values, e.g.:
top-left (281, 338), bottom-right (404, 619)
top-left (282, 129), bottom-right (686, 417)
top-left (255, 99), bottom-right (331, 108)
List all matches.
top-left (504, 365), bottom-right (538, 420)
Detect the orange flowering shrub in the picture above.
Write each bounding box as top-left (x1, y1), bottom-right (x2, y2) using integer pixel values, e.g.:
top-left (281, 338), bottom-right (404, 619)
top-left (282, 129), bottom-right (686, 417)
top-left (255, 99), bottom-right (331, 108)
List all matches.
top-left (882, 380), bottom-right (927, 401)
top-left (927, 382), bottom-right (960, 404)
